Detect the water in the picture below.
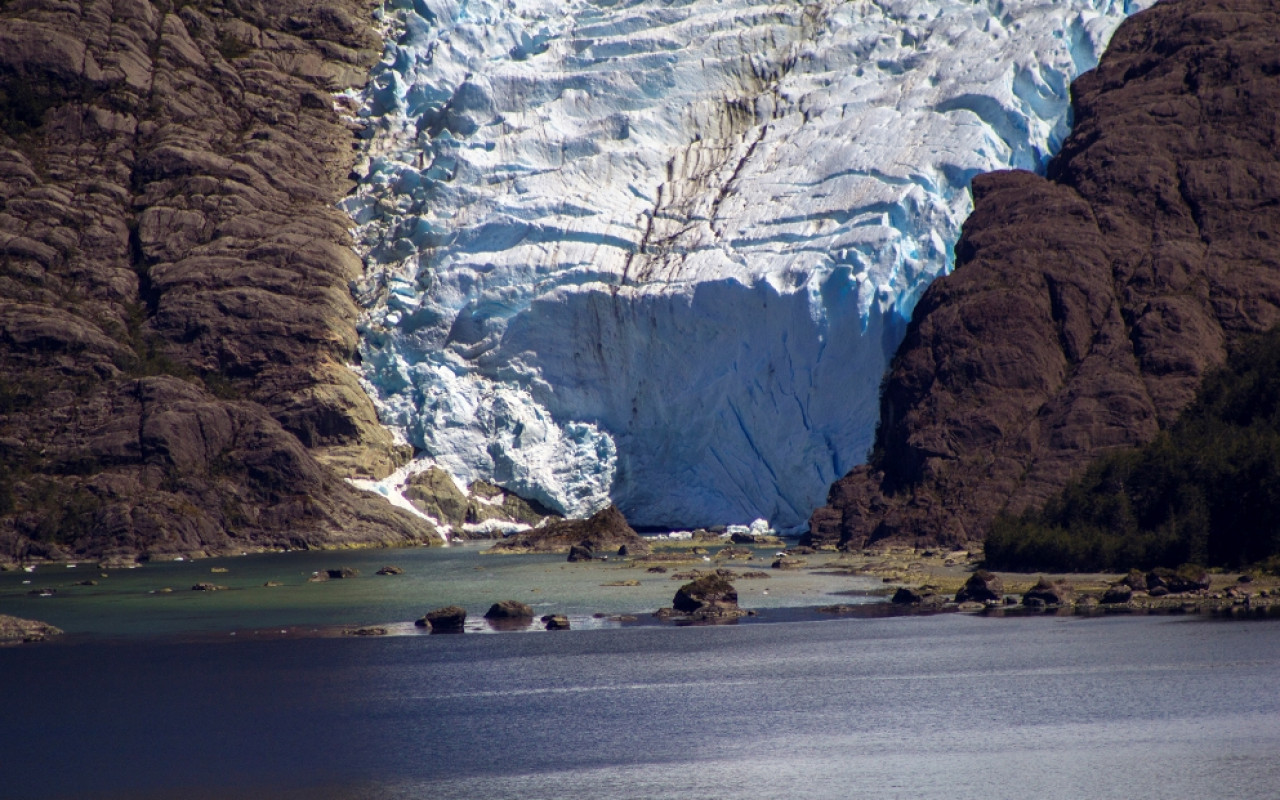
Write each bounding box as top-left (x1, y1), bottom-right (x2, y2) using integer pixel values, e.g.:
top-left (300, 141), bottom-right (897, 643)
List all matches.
top-left (0, 545), bottom-right (882, 638)
top-left (2, 613), bottom-right (1278, 799)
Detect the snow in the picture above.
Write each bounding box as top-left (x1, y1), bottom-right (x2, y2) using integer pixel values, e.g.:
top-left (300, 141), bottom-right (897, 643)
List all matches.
top-left (342, 0), bottom-right (1149, 532)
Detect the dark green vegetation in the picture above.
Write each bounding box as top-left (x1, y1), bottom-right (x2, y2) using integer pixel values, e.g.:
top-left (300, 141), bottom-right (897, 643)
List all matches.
top-left (987, 328), bottom-right (1280, 573)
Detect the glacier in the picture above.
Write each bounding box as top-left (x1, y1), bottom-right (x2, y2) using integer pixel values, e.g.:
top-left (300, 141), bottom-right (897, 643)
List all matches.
top-left (341, 0), bottom-right (1149, 532)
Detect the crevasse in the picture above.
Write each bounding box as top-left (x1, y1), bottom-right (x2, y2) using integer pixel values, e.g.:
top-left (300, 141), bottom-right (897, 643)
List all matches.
top-left (341, 0), bottom-right (1148, 532)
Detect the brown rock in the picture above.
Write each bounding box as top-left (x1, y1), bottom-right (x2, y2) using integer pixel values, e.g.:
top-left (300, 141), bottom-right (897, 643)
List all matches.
top-left (417, 605), bottom-right (466, 633)
top-left (1022, 578), bottom-right (1075, 607)
top-left (954, 571), bottom-right (1004, 604)
top-left (0, 0), bottom-right (438, 563)
top-left (805, 0), bottom-right (1280, 551)
top-left (487, 505), bottom-right (650, 556)
top-left (484, 600), bottom-right (534, 620)
top-left (0, 613), bottom-right (63, 643)
top-left (1101, 584), bottom-right (1133, 604)
top-left (672, 574), bottom-right (739, 614)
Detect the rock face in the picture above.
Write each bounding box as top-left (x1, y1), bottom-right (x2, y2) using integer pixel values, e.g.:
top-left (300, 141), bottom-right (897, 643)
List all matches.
top-left (403, 468), bottom-right (559, 538)
top-left (0, 0), bottom-right (440, 561)
top-left (806, 0), bottom-right (1280, 550)
top-left (487, 506), bottom-right (650, 556)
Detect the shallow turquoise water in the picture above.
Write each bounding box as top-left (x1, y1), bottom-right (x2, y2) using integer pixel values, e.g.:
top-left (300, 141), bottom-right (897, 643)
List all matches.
top-left (0, 544), bottom-right (882, 637)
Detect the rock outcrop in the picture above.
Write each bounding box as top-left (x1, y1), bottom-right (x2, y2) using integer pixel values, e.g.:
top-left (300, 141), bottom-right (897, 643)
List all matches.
top-left (806, 0), bottom-right (1280, 550)
top-left (486, 505), bottom-right (650, 556)
top-left (0, 613), bottom-right (63, 643)
top-left (0, 0), bottom-right (440, 561)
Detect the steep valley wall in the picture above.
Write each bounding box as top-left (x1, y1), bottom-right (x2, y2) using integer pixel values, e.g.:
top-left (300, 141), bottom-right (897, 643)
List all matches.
top-left (807, 0), bottom-right (1280, 551)
top-left (0, 0), bottom-right (438, 561)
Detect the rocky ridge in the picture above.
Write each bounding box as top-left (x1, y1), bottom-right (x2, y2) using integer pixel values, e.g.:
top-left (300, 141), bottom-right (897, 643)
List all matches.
top-left (806, 0), bottom-right (1280, 551)
top-left (0, 0), bottom-right (439, 561)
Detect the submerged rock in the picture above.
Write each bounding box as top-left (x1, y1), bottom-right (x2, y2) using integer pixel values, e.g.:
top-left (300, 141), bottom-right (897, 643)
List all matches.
top-left (376, 566), bottom-right (405, 575)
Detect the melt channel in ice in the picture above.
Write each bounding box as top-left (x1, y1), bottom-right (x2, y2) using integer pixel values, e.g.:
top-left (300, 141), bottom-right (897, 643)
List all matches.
top-left (341, 0), bottom-right (1148, 533)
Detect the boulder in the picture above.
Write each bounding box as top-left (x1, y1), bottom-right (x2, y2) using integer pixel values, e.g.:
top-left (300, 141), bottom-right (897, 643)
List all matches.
top-left (1101, 584), bottom-right (1133, 604)
top-left (567, 544), bottom-right (594, 563)
top-left (1147, 567), bottom-right (1210, 595)
top-left (673, 574), bottom-right (739, 614)
top-left (542, 614), bottom-right (570, 630)
top-left (310, 567), bottom-right (360, 582)
top-left (484, 600), bottom-right (534, 620)
top-left (418, 605), bottom-right (467, 633)
top-left (191, 582), bottom-right (227, 591)
top-left (1022, 578), bottom-right (1075, 607)
top-left (376, 566), bottom-right (404, 575)
top-left (954, 571), bottom-right (1004, 604)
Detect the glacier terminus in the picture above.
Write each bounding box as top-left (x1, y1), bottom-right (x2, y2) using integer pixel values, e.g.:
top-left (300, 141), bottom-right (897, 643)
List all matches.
top-left (341, 0), bottom-right (1148, 533)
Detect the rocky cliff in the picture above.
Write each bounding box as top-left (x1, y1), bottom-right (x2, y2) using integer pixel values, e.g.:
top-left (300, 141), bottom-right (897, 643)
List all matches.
top-left (0, 0), bottom-right (439, 561)
top-left (806, 0), bottom-right (1280, 551)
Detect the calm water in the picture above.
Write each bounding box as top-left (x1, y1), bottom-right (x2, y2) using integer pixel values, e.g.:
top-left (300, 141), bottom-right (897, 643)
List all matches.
top-left (3, 614), bottom-right (1279, 799)
top-left (0, 544), bottom-right (881, 638)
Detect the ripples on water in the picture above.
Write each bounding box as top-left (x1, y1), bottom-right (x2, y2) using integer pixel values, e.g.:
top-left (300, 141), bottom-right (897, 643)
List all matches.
top-left (2, 614), bottom-right (1279, 799)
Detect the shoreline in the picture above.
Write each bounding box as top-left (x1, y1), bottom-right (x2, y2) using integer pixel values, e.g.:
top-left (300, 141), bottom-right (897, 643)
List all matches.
top-left (4, 543), bottom-right (1277, 646)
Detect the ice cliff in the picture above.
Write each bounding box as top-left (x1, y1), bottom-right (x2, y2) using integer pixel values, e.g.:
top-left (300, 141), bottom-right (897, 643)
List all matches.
top-left (342, 0), bottom-right (1147, 532)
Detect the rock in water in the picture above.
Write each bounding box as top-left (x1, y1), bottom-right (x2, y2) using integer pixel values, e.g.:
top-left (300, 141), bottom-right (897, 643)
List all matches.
top-left (542, 614), bottom-right (570, 631)
top-left (484, 601), bottom-right (535, 621)
top-left (418, 606), bottom-right (467, 633)
top-left (807, 0), bottom-right (1280, 551)
top-left (673, 574), bottom-right (739, 615)
top-left (0, 614), bottom-right (63, 643)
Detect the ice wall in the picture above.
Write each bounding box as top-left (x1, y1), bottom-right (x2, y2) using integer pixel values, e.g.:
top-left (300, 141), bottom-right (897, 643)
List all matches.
top-left (342, 0), bottom-right (1147, 531)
